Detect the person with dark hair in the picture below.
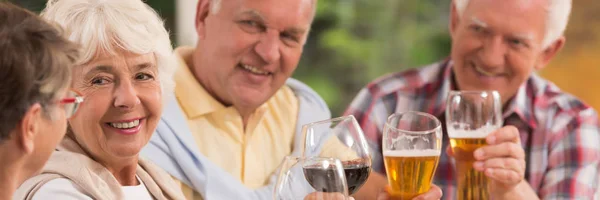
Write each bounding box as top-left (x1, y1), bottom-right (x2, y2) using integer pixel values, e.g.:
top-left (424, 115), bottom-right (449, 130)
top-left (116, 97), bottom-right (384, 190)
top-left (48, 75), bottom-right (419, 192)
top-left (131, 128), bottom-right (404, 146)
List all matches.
top-left (0, 2), bottom-right (81, 199)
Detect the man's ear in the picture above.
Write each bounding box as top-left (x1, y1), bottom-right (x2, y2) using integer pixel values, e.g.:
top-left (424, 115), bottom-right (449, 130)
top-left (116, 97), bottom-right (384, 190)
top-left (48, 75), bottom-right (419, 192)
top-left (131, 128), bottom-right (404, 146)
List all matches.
top-left (195, 0), bottom-right (213, 40)
top-left (535, 36), bottom-right (566, 70)
top-left (449, 0), bottom-right (460, 39)
top-left (17, 103), bottom-right (43, 154)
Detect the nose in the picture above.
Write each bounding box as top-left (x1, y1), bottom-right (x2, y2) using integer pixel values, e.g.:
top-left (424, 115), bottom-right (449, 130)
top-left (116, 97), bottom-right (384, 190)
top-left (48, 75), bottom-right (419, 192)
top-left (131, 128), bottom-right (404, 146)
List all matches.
top-left (478, 36), bottom-right (507, 68)
top-left (113, 80), bottom-right (140, 110)
top-left (254, 31), bottom-right (281, 64)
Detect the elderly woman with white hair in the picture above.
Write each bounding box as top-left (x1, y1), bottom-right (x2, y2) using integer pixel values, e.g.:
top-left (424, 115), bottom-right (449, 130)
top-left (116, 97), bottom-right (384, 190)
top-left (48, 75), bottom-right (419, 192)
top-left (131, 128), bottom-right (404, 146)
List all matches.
top-left (14, 0), bottom-right (185, 199)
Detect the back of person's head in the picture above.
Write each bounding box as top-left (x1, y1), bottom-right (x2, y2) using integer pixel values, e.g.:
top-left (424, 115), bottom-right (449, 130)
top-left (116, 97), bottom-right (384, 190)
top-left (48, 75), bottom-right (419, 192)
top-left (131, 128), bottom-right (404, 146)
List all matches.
top-left (0, 2), bottom-right (80, 142)
top-left (40, 0), bottom-right (176, 95)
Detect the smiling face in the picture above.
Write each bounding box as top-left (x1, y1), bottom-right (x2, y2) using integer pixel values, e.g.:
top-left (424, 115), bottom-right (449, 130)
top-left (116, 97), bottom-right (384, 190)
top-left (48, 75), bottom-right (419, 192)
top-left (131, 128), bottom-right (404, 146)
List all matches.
top-left (449, 0), bottom-right (564, 104)
top-left (191, 0), bottom-right (315, 114)
top-left (68, 50), bottom-right (162, 164)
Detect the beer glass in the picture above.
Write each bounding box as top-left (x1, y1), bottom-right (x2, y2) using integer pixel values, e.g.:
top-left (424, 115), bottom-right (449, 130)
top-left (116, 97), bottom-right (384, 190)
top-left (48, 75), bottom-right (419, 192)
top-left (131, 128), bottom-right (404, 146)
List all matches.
top-left (302, 115), bottom-right (372, 195)
top-left (446, 90), bottom-right (502, 200)
top-left (273, 156), bottom-right (350, 200)
top-left (382, 111), bottom-right (442, 199)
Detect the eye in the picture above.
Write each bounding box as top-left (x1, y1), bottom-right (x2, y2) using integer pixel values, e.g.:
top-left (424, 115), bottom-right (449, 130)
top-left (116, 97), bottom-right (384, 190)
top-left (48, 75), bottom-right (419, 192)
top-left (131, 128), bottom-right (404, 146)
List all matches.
top-left (509, 39), bottom-right (522, 45)
top-left (238, 20), bottom-right (266, 33)
top-left (281, 33), bottom-right (299, 42)
top-left (135, 73), bottom-right (154, 81)
top-left (91, 77), bottom-right (111, 85)
top-left (470, 25), bottom-right (483, 33)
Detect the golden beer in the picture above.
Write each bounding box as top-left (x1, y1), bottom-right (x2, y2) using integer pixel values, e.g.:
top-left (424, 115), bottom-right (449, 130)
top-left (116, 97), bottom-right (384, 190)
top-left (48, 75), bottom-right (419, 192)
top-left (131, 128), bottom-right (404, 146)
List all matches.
top-left (450, 137), bottom-right (489, 200)
top-left (383, 150), bottom-right (440, 200)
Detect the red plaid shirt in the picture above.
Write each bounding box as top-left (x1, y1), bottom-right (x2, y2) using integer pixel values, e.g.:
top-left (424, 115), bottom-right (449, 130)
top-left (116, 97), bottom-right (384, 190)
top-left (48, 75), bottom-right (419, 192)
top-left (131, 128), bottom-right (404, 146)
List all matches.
top-left (344, 60), bottom-right (600, 199)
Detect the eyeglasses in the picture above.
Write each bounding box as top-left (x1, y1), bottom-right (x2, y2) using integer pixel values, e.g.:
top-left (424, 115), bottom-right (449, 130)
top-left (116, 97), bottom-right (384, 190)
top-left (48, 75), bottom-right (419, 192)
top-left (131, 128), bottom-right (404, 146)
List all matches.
top-left (59, 90), bottom-right (84, 119)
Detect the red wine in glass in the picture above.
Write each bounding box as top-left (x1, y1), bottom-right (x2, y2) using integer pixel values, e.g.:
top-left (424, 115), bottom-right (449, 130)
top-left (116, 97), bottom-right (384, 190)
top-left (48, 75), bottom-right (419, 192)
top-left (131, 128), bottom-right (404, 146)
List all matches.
top-left (303, 160), bottom-right (371, 195)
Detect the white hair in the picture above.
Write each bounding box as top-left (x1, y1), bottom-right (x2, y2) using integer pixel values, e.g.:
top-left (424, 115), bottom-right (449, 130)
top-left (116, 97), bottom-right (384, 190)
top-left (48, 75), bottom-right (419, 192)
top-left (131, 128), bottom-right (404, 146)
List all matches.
top-left (40, 0), bottom-right (176, 96)
top-left (210, 0), bottom-right (221, 13)
top-left (453, 0), bottom-right (572, 48)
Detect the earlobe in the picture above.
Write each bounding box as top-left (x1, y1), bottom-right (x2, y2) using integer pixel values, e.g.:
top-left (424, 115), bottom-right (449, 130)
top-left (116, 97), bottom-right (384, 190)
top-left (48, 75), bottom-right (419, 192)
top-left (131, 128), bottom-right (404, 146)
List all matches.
top-left (195, 0), bottom-right (212, 40)
top-left (18, 103), bottom-right (42, 154)
top-left (535, 36), bottom-right (566, 70)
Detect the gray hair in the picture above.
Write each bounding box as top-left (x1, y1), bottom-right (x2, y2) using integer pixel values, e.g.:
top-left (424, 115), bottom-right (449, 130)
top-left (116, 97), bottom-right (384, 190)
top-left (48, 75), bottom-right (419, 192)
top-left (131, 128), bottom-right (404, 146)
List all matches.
top-left (209, 0), bottom-right (317, 17)
top-left (41, 0), bottom-right (176, 96)
top-left (454, 0), bottom-right (571, 48)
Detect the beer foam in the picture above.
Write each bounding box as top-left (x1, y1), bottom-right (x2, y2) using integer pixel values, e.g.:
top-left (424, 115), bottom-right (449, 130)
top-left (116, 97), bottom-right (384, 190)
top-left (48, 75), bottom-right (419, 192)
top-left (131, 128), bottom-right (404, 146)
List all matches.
top-left (447, 125), bottom-right (498, 139)
top-left (383, 149), bottom-right (441, 157)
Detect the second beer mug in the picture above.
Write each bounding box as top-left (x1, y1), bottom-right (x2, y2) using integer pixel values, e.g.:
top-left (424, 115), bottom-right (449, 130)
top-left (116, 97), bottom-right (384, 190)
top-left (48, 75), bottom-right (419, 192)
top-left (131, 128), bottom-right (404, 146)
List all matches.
top-left (446, 90), bottom-right (503, 200)
top-left (382, 111), bottom-right (442, 199)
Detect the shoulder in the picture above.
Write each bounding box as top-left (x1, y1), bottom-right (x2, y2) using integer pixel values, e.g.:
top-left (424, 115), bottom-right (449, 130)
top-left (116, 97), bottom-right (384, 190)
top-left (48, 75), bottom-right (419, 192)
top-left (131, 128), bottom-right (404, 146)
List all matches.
top-left (344, 61), bottom-right (447, 116)
top-left (285, 78), bottom-right (331, 116)
top-left (33, 178), bottom-right (92, 200)
top-left (529, 75), bottom-right (600, 145)
top-left (530, 74), bottom-right (598, 121)
top-left (362, 61), bottom-right (446, 99)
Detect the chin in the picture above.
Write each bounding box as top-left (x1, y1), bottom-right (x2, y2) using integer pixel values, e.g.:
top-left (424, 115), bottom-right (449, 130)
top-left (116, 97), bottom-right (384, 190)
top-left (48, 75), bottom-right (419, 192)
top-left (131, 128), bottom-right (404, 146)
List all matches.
top-left (109, 142), bottom-right (144, 158)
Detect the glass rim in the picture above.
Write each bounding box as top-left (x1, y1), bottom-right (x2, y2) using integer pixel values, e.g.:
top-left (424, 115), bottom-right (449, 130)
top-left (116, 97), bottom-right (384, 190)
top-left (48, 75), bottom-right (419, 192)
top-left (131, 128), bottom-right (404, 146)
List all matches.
top-left (385, 111), bottom-right (442, 134)
top-left (448, 90), bottom-right (500, 96)
top-left (302, 115), bottom-right (358, 128)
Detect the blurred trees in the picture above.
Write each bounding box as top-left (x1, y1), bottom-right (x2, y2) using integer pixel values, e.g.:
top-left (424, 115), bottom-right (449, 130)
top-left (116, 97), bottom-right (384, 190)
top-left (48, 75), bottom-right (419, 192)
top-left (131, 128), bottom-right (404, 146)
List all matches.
top-left (295, 0), bottom-right (451, 115)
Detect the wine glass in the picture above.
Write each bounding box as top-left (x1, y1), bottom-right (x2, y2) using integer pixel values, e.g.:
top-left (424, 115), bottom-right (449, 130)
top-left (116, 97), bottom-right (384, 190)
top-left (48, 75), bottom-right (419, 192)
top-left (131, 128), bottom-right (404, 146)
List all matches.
top-left (382, 111), bottom-right (442, 199)
top-left (446, 90), bottom-right (502, 200)
top-left (301, 115), bottom-right (371, 195)
top-left (273, 156), bottom-right (351, 200)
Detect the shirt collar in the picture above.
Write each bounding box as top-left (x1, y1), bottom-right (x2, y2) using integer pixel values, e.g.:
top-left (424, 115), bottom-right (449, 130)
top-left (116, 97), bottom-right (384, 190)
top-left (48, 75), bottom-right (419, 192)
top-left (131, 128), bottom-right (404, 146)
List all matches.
top-left (432, 60), bottom-right (537, 129)
top-left (173, 46), bottom-right (226, 118)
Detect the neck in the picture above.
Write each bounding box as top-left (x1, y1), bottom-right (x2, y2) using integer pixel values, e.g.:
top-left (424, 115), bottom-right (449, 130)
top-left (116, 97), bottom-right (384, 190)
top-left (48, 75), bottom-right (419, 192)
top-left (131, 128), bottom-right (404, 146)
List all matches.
top-left (101, 158), bottom-right (139, 186)
top-left (0, 173), bottom-right (17, 200)
top-left (0, 148), bottom-right (26, 200)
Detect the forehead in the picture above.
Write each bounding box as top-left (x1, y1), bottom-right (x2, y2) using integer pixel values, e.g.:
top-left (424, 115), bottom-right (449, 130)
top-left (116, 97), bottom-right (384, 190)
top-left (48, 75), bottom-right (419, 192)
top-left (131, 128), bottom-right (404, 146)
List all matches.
top-left (224, 0), bottom-right (315, 28)
top-left (87, 50), bottom-right (156, 65)
top-left (464, 0), bottom-right (547, 37)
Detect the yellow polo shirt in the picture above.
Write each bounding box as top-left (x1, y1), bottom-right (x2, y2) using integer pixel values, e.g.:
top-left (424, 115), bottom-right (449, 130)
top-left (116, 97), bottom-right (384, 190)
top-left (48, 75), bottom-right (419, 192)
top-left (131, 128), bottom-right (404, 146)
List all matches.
top-left (173, 47), bottom-right (299, 199)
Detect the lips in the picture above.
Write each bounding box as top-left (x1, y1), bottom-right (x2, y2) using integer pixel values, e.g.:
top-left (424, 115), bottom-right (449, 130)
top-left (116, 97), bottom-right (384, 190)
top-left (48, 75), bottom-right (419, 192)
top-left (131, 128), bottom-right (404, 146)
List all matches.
top-left (471, 62), bottom-right (505, 77)
top-left (104, 118), bottom-right (144, 135)
top-left (238, 63), bottom-right (272, 76)
top-left (108, 119), bottom-right (140, 129)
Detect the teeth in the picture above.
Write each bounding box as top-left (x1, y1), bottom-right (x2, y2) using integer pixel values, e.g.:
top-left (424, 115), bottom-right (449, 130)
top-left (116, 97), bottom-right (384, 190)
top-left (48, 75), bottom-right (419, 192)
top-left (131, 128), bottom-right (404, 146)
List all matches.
top-left (110, 119), bottom-right (140, 129)
top-left (475, 66), bottom-right (496, 76)
top-left (241, 64), bottom-right (269, 75)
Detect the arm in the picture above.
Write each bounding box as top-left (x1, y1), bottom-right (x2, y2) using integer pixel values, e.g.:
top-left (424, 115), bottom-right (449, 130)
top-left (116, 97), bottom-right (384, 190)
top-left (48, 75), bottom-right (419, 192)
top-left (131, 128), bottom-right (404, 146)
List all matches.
top-left (540, 110), bottom-right (600, 199)
top-left (32, 178), bottom-right (93, 200)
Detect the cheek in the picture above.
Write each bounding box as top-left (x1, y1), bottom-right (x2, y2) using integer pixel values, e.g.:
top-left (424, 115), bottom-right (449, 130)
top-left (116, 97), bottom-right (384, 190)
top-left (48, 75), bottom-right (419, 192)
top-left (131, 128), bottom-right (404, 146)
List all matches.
top-left (69, 94), bottom-right (111, 135)
top-left (280, 50), bottom-right (302, 74)
top-left (139, 87), bottom-right (163, 120)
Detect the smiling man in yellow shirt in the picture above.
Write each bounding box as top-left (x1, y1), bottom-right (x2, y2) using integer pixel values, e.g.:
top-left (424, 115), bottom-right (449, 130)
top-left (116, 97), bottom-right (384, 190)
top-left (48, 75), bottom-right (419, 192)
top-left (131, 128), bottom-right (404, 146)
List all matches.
top-left (141, 0), bottom-right (390, 199)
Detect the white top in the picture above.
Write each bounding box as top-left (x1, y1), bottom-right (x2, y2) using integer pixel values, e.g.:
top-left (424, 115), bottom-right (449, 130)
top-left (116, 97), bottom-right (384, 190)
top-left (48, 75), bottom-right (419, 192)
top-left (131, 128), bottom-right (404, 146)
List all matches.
top-left (32, 176), bottom-right (153, 200)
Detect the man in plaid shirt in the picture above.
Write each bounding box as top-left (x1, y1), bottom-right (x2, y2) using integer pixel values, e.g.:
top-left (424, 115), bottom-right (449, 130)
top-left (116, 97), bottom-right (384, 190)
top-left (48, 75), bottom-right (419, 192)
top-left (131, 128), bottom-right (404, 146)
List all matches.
top-left (347, 0), bottom-right (600, 199)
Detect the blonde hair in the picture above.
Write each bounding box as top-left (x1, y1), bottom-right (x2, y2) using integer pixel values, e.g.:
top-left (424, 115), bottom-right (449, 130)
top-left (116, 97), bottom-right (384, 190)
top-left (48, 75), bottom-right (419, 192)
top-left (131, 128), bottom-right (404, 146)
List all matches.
top-left (41, 0), bottom-right (176, 95)
top-left (453, 0), bottom-right (571, 49)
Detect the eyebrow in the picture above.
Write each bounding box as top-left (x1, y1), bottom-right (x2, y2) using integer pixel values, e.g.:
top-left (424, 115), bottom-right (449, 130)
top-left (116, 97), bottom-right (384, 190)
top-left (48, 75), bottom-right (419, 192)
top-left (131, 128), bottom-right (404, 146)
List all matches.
top-left (83, 65), bottom-right (114, 80)
top-left (285, 27), bottom-right (308, 36)
top-left (471, 17), bottom-right (488, 28)
top-left (240, 10), bottom-right (266, 22)
top-left (239, 9), bottom-right (308, 36)
top-left (511, 33), bottom-right (534, 41)
top-left (133, 62), bottom-right (156, 72)
top-left (85, 65), bottom-right (113, 75)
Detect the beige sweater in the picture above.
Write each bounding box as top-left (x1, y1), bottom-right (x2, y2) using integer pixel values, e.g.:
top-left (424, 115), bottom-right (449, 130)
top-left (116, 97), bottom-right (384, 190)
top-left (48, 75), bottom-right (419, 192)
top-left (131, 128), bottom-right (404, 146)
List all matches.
top-left (14, 137), bottom-right (185, 200)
